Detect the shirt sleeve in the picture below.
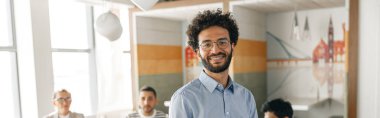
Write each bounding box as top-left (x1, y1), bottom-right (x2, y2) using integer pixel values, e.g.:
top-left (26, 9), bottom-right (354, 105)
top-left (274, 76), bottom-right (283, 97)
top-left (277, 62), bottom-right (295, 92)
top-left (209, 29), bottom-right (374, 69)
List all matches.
top-left (78, 113), bottom-right (85, 118)
top-left (169, 91), bottom-right (192, 118)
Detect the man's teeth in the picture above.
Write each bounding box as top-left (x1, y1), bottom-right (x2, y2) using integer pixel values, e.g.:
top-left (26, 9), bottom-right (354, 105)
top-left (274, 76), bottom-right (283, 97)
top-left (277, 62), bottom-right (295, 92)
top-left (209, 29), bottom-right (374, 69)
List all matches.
top-left (210, 55), bottom-right (224, 59)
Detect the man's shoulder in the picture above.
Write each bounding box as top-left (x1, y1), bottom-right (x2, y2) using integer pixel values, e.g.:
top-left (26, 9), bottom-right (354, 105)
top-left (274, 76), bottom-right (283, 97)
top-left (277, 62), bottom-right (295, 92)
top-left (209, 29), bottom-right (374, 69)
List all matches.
top-left (173, 79), bottom-right (202, 95)
top-left (71, 112), bottom-right (85, 118)
top-left (43, 112), bottom-right (56, 118)
top-left (125, 110), bottom-right (167, 118)
top-left (232, 81), bottom-right (254, 95)
top-left (126, 111), bottom-right (140, 118)
top-left (43, 112), bottom-right (84, 118)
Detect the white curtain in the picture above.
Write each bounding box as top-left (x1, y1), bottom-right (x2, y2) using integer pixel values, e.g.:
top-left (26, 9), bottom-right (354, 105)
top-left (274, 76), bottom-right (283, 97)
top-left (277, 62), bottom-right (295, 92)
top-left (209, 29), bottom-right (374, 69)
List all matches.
top-left (94, 7), bottom-right (133, 114)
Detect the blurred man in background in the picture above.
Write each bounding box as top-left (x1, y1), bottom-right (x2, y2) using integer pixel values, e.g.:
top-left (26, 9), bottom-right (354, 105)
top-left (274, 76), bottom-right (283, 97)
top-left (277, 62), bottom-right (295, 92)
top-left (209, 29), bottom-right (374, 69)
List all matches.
top-left (44, 89), bottom-right (84, 118)
top-left (261, 98), bottom-right (293, 118)
top-left (127, 86), bottom-right (167, 118)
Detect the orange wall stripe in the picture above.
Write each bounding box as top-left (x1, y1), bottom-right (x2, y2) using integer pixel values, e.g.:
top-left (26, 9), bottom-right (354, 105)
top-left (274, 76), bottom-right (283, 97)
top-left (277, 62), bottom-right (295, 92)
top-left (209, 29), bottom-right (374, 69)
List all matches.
top-left (233, 39), bottom-right (267, 73)
top-left (138, 44), bottom-right (182, 60)
top-left (234, 39), bottom-right (267, 57)
top-left (138, 60), bottom-right (182, 75)
top-left (138, 44), bottom-right (182, 75)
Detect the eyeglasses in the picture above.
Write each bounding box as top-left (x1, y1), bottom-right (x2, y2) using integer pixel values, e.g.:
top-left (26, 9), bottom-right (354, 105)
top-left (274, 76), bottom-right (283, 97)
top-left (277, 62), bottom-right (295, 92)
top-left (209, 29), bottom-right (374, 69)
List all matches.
top-left (55, 97), bottom-right (72, 103)
top-left (199, 39), bottom-right (231, 51)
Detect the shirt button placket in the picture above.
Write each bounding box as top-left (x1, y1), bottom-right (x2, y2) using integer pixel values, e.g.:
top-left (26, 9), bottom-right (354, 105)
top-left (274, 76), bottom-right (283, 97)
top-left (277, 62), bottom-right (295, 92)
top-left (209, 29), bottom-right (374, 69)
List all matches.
top-left (224, 92), bottom-right (230, 118)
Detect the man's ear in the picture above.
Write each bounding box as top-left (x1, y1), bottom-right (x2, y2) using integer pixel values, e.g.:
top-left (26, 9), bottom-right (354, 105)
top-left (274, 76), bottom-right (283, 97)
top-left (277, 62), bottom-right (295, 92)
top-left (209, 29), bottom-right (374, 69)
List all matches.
top-left (231, 43), bottom-right (235, 50)
top-left (196, 49), bottom-right (202, 60)
top-left (154, 97), bottom-right (159, 105)
top-left (52, 100), bottom-right (57, 106)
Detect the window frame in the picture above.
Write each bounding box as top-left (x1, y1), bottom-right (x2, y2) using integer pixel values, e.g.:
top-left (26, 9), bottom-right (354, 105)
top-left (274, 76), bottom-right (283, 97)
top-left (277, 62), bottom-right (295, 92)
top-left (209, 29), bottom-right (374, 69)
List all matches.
top-left (1, 0), bottom-right (22, 117)
top-left (49, 4), bottom-right (98, 115)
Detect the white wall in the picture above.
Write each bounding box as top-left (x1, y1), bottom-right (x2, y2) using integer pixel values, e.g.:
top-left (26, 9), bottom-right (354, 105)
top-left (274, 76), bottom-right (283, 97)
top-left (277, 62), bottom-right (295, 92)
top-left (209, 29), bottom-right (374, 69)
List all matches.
top-left (12, 0), bottom-right (56, 117)
top-left (94, 7), bottom-right (134, 115)
top-left (233, 6), bottom-right (266, 41)
top-left (266, 7), bottom-right (348, 118)
top-left (29, 0), bottom-right (55, 117)
top-left (136, 16), bottom-right (182, 46)
top-left (266, 7), bottom-right (348, 59)
top-left (358, 0), bottom-right (380, 117)
top-left (14, 0), bottom-right (40, 117)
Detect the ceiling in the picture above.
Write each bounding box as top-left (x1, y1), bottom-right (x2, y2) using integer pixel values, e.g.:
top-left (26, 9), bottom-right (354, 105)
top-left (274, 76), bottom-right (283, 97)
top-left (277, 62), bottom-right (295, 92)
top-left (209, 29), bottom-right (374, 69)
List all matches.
top-left (135, 0), bottom-right (346, 21)
top-left (234, 0), bottom-right (346, 13)
top-left (135, 2), bottom-right (222, 21)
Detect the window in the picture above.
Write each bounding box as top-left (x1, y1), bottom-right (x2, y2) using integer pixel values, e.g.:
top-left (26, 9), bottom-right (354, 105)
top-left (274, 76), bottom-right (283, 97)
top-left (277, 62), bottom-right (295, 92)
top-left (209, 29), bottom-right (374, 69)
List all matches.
top-left (0, 52), bottom-right (20, 118)
top-left (93, 7), bottom-right (133, 111)
top-left (0, 0), bottom-right (12, 47)
top-left (0, 0), bottom-right (21, 117)
top-left (49, 0), bottom-right (96, 115)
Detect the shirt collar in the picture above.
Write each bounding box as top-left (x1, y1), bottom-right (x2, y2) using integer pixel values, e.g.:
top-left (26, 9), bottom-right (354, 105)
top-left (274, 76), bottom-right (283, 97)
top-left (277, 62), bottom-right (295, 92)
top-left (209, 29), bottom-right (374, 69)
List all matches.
top-left (55, 111), bottom-right (71, 118)
top-left (199, 70), bottom-right (234, 93)
top-left (138, 109), bottom-right (156, 118)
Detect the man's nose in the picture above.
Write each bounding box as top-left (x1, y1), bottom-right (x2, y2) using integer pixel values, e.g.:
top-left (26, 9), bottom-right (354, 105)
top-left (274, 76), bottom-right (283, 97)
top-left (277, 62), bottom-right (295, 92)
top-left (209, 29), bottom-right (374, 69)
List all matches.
top-left (62, 101), bottom-right (69, 105)
top-left (210, 43), bottom-right (222, 53)
top-left (143, 100), bottom-right (149, 105)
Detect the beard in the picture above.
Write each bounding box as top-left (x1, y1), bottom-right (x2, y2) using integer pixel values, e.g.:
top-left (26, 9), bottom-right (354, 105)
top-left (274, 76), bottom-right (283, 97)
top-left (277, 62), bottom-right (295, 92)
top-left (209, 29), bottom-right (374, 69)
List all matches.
top-left (200, 49), bottom-right (233, 73)
top-left (141, 105), bottom-right (153, 113)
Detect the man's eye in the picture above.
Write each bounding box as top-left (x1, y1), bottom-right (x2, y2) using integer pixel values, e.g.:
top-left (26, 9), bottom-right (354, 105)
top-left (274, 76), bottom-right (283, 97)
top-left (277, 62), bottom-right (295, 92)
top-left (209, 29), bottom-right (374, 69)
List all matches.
top-left (219, 41), bottom-right (227, 45)
top-left (203, 43), bottom-right (212, 47)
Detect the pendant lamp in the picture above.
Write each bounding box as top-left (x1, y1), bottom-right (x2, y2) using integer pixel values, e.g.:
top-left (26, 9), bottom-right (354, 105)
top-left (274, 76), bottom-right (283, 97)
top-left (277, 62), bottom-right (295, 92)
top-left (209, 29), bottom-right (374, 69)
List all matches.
top-left (303, 16), bottom-right (311, 40)
top-left (291, 12), bottom-right (301, 40)
top-left (95, 11), bottom-right (123, 41)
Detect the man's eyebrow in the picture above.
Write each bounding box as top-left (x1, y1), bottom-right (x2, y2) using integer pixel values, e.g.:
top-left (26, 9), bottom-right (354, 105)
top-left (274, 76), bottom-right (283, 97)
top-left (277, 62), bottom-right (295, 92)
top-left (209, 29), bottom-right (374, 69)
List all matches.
top-left (218, 38), bottom-right (228, 41)
top-left (200, 39), bottom-right (211, 43)
top-left (200, 38), bottom-right (228, 42)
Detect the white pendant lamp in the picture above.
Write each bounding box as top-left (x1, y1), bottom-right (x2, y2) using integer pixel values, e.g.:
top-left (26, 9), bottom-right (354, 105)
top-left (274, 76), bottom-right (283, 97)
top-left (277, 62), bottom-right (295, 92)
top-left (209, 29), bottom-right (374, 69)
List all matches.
top-left (95, 11), bottom-right (123, 41)
top-left (291, 12), bottom-right (301, 41)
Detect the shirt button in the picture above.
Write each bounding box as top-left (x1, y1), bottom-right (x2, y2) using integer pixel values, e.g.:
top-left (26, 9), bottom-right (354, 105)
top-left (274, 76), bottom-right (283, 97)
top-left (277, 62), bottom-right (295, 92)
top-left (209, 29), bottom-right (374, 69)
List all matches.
top-left (226, 112), bottom-right (229, 115)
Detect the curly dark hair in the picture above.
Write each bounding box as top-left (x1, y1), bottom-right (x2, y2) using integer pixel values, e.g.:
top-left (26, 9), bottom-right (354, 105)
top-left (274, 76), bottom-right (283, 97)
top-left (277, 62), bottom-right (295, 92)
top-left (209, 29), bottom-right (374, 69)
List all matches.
top-left (261, 98), bottom-right (293, 118)
top-left (140, 86), bottom-right (157, 98)
top-left (187, 9), bottom-right (239, 52)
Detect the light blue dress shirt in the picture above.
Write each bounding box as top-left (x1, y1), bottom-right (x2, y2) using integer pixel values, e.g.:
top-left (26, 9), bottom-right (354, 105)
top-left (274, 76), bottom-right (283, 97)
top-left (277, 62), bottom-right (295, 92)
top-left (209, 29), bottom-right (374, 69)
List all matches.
top-left (169, 71), bottom-right (258, 118)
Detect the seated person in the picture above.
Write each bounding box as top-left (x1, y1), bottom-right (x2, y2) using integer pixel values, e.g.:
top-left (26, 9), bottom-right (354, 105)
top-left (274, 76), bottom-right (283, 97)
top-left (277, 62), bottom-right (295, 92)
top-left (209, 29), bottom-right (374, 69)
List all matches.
top-left (127, 86), bottom-right (167, 118)
top-left (44, 89), bottom-right (84, 118)
top-left (261, 98), bottom-right (293, 118)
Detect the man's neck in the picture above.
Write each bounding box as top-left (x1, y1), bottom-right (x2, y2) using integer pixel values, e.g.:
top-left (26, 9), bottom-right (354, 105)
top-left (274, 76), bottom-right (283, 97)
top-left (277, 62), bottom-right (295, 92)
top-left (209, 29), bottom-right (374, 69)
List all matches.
top-left (58, 111), bottom-right (70, 118)
top-left (140, 109), bottom-right (155, 117)
top-left (143, 112), bottom-right (153, 116)
top-left (204, 69), bottom-right (229, 88)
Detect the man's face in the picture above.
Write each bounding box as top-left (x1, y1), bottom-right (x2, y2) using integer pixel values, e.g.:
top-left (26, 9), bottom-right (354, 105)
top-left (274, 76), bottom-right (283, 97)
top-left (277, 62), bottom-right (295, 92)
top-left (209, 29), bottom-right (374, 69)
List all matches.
top-left (139, 91), bottom-right (157, 114)
top-left (197, 26), bottom-right (234, 73)
top-left (265, 112), bottom-right (289, 118)
top-left (53, 92), bottom-right (72, 115)
top-left (264, 112), bottom-right (278, 118)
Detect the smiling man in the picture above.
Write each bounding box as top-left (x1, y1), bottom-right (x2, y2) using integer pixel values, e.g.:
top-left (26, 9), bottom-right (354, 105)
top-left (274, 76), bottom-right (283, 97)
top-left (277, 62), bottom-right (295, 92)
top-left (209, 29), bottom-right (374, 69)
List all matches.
top-left (127, 86), bottom-right (167, 118)
top-left (169, 9), bottom-right (258, 118)
top-left (44, 89), bottom-right (84, 118)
